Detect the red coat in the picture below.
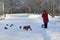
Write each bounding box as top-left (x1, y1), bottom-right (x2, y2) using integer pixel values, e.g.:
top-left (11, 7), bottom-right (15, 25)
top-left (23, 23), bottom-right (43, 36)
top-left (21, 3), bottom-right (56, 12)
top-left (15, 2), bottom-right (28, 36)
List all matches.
top-left (42, 12), bottom-right (49, 23)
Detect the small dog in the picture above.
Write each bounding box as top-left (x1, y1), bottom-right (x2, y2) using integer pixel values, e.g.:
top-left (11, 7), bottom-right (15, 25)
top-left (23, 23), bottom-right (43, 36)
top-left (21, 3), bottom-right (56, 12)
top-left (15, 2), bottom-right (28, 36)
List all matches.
top-left (20, 25), bottom-right (32, 31)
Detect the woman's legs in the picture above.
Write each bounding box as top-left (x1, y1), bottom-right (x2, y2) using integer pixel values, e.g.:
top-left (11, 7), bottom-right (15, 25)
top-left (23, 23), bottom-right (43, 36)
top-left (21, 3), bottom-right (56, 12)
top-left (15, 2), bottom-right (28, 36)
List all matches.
top-left (44, 23), bottom-right (48, 28)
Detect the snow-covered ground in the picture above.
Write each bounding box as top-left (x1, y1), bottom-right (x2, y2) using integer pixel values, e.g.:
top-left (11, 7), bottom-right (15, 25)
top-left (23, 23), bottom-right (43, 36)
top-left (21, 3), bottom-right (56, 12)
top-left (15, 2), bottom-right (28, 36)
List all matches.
top-left (0, 14), bottom-right (60, 40)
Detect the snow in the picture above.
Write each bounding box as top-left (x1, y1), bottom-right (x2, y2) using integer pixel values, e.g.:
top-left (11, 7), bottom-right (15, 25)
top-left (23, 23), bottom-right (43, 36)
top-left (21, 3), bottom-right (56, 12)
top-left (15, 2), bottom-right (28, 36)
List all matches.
top-left (0, 14), bottom-right (60, 40)
top-left (29, 14), bottom-right (40, 18)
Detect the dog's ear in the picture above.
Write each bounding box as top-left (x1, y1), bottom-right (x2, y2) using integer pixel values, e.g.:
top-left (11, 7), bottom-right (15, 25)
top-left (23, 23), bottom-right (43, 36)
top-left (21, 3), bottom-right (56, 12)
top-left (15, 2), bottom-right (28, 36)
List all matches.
top-left (19, 26), bottom-right (22, 29)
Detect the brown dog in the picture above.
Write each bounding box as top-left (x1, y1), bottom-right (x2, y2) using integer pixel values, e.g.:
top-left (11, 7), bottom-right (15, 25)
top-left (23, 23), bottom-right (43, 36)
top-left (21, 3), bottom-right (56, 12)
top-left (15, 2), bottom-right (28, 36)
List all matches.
top-left (19, 25), bottom-right (32, 31)
top-left (23, 25), bottom-right (32, 31)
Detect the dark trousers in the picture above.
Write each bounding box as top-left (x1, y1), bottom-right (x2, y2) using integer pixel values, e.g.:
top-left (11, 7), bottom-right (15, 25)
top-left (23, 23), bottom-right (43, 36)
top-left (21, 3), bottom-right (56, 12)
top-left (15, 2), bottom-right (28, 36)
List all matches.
top-left (44, 23), bottom-right (48, 28)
